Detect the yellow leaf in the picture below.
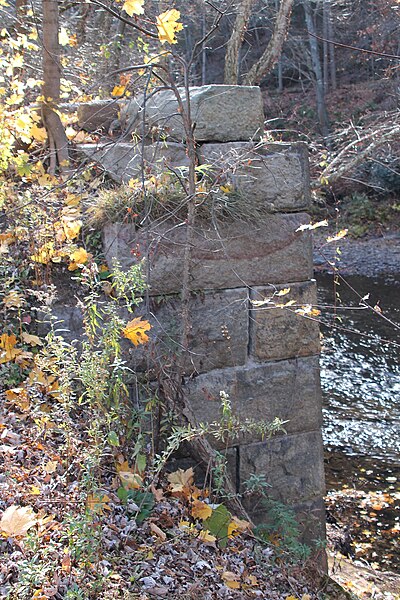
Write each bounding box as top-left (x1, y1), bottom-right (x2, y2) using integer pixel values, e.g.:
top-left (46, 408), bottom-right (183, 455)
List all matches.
top-left (58, 27), bottom-right (70, 46)
top-left (86, 493), bottom-right (111, 515)
top-left (31, 241), bottom-right (55, 264)
top-left (296, 219), bottom-right (328, 232)
top-left (220, 184), bottom-right (232, 194)
top-left (276, 287), bottom-right (291, 297)
top-left (326, 229), bottom-right (348, 243)
top-left (30, 486), bottom-right (41, 496)
top-left (68, 247), bottom-right (90, 270)
top-left (62, 218), bottom-right (82, 240)
top-left (227, 516), bottom-right (250, 537)
top-left (30, 125), bottom-right (47, 142)
top-left (21, 332), bottom-right (43, 347)
top-left (191, 500), bottom-right (212, 521)
top-left (111, 85), bottom-right (126, 97)
top-left (222, 571), bottom-right (241, 590)
top-left (156, 9), bottom-right (183, 45)
top-left (198, 529), bottom-right (217, 544)
top-left (0, 505), bottom-right (36, 537)
top-left (122, 317), bottom-right (151, 346)
top-left (295, 305), bottom-right (321, 317)
top-left (285, 596), bottom-right (299, 600)
top-left (167, 467), bottom-right (194, 492)
top-left (123, 0), bottom-right (145, 17)
top-left (0, 333), bottom-right (22, 364)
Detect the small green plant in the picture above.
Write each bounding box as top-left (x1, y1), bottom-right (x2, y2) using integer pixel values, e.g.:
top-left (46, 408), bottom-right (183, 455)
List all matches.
top-left (255, 498), bottom-right (311, 564)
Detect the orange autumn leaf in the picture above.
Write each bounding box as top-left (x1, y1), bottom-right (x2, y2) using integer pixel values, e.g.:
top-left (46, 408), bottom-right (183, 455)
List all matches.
top-left (0, 333), bottom-right (22, 364)
top-left (86, 493), bottom-right (111, 515)
top-left (122, 317), bottom-right (151, 346)
top-left (191, 500), bottom-right (212, 521)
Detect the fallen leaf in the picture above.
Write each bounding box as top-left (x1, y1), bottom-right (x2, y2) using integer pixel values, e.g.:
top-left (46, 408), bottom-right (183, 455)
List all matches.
top-left (150, 522), bottom-right (166, 541)
top-left (191, 500), bottom-right (212, 521)
top-left (167, 467), bottom-right (194, 492)
top-left (61, 551), bottom-right (71, 574)
top-left (44, 460), bottom-right (58, 474)
top-left (86, 493), bottom-right (111, 515)
top-left (0, 505), bottom-right (36, 537)
top-left (21, 332), bottom-right (43, 346)
top-left (222, 571), bottom-right (241, 590)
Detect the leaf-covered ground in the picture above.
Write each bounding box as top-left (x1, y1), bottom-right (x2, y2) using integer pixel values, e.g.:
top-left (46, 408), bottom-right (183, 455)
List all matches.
top-left (0, 393), bottom-right (341, 600)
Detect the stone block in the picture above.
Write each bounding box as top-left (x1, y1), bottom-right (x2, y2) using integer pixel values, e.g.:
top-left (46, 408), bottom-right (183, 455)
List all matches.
top-left (238, 430), bottom-right (326, 504)
top-left (77, 100), bottom-right (121, 133)
top-left (250, 280), bottom-right (320, 361)
top-left (78, 142), bottom-right (189, 183)
top-left (103, 214), bottom-right (313, 295)
top-left (78, 143), bottom-right (141, 183)
top-left (122, 85), bottom-right (264, 142)
top-left (184, 356), bottom-right (322, 447)
top-left (199, 141), bottom-right (310, 212)
top-left (125, 288), bottom-right (249, 376)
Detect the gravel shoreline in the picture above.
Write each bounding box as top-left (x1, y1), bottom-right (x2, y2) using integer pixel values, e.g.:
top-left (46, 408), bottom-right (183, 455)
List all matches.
top-left (313, 231), bottom-right (400, 279)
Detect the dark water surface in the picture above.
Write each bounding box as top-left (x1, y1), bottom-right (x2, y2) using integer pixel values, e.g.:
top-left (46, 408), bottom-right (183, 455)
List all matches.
top-left (317, 273), bottom-right (400, 571)
top-left (317, 273), bottom-right (400, 463)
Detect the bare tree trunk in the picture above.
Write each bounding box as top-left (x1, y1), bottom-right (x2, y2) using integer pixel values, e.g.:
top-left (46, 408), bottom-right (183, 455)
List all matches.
top-left (224, 0), bottom-right (254, 84)
top-left (42, 0), bottom-right (69, 175)
top-left (327, 3), bottom-right (337, 90)
top-left (322, 0), bottom-right (329, 91)
top-left (244, 0), bottom-right (294, 86)
top-left (303, 0), bottom-right (329, 139)
top-left (201, 11), bottom-right (207, 85)
top-left (275, 0), bottom-right (284, 92)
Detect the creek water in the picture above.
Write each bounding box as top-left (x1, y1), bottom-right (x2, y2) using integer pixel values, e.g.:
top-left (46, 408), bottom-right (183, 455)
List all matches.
top-left (316, 273), bottom-right (400, 571)
top-left (317, 273), bottom-right (400, 462)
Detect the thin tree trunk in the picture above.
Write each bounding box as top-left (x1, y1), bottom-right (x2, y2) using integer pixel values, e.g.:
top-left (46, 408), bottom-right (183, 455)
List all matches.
top-left (327, 3), bottom-right (337, 90)
top-left (201, 11), bottom-right (207, 85)
top-left (303, 0), bottom-right (329, 139)
top-left (42, 0), bottom-right (69, 175)
top-left (322, 0), bottom-right (329, 92)
top-left (275, 0), bottom-right (283, 92)
top-left (224, 0), bottom-right (254, 84)
top-left (244, 0), bottom-right (294, 86)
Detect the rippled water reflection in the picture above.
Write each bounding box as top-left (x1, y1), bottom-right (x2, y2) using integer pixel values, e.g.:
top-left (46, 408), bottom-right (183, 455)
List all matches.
top-left (317, 274), bottom-right (400, 463)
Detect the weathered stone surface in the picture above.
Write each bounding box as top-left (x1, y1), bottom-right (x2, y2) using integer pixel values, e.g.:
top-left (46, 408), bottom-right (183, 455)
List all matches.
top-left (77, 100), bottom-right (121, 133)
top-left (37, 304), bottom-right (83, 345)
top-left (78, 142), bottom-right (189, 183)
top-left (121, 85), bottom-right (264, 142)
top-left (78, 143), bottom-right (142, 183)
top-left (238, 430), bottom-right (326, 504)
top-left (199, 141), bottom-right (310, 212)
top-left (103, 214), bottom-right (313, 295)
top-left (250, 280), bottom-right (320, 361)
top-left (125, 288), bottom-right (249, 375)
top-left (184, 356), bottom-right (322, 447)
